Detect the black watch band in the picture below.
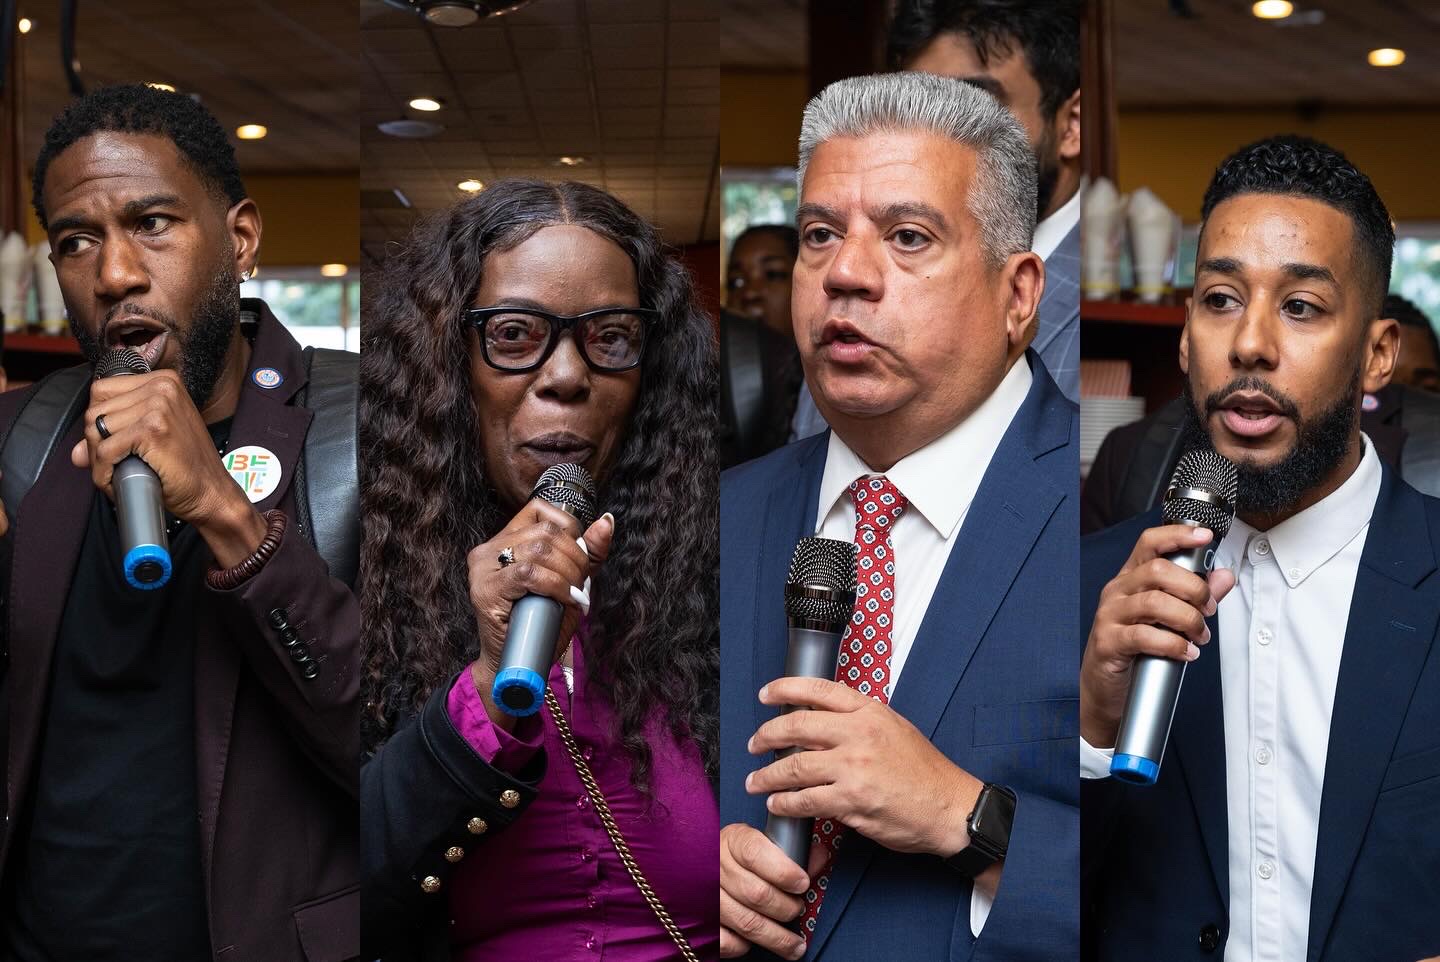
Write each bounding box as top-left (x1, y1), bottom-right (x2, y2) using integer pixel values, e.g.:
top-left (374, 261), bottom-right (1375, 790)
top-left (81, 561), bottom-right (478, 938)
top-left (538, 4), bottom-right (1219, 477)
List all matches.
top-left (945, 783), bottom-right (1017, 878)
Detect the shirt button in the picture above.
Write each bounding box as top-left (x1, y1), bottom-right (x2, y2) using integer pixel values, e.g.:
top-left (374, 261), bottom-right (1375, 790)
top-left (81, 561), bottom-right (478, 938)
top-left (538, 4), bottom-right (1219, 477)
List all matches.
top-left (1288, 567), bottom-right (1302, 580)
top-left (576, 796), bottom-right (588, 810)
top-left (1256, 746), bottom-right (1272, 765)
top-left (582, 745), bottom-right (594, 761)
top-left (586, 894), bottom-right (598, 910)
top-left (580, 849), bottom-right (594, 862)
top-left (1255, 539), bottom-right (1270, 556)
top-left (1256, 628), bottom-right (1272, 646)
top-left (1258, 860), bottom-right (1274, 880)
top-left (585, 936), bottom-right (597, 951)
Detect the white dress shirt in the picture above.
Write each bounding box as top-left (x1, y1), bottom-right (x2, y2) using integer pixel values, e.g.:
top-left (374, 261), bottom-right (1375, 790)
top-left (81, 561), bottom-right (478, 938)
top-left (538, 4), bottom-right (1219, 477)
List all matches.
top-left (1032, 186), bottom-right (1081, 262)
top-left (1082, 437), bottom-right (1381, 961)
top-left (816, 356), bottom-right (1032, 936)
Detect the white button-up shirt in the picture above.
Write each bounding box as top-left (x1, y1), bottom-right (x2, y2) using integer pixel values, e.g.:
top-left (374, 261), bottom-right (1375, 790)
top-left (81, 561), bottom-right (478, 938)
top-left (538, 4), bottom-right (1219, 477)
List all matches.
top-left (1082, 437), bottom-right (1381, 960)
top-left (816, 355), bottom-right (1032, 936)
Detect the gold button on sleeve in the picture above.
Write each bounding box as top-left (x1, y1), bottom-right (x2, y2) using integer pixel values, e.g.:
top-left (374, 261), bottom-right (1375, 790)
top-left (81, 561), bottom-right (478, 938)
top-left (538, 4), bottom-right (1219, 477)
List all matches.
top-left (421, 875), bottom-right (442, 894)
top-left (467, 817), bottom-right (488, 835)
top-left (444, 846), bottom-right (465, 863)
top-left (499, 789), bottom-right (520, 808)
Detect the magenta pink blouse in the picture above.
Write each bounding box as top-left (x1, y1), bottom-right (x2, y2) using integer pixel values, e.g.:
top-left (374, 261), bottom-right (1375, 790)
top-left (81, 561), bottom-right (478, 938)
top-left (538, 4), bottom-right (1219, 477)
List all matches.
top-left (445, 636), bottom-right (718, 960)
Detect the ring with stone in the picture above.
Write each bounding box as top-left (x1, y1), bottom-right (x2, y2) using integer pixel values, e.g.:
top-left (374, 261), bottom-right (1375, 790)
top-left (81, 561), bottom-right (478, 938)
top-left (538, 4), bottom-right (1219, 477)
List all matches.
top-left (497, 546), bottom-right (516, 568)
top-left (96, 414), bottom-right (112, 440)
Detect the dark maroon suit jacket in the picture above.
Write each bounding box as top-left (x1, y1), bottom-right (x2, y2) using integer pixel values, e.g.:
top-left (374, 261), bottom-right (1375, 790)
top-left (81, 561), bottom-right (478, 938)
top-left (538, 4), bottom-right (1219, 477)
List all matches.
top-left (0, 305), bottom-right (358, 961)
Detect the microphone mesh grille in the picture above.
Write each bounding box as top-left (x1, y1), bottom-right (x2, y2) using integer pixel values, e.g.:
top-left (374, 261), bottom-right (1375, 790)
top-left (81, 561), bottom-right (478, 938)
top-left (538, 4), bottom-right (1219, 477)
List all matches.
top-left (531, 462), bottom-right (597, 529)
top-left (95, 347), bottom-right (151, 379)
top-left (1162, 449), bottom-right (1238, 539)
top-left (784, 536), bottom-right (858, 625)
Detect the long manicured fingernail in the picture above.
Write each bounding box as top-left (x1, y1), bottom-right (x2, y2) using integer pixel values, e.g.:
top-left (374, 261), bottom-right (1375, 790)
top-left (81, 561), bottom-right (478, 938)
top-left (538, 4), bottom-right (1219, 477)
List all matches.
top-left (601, 511), bottom-right (616, 528)
top-left (1186, 643), bottom-right (1200, 661)
top-left (570, 585), bottom-right (590, 610)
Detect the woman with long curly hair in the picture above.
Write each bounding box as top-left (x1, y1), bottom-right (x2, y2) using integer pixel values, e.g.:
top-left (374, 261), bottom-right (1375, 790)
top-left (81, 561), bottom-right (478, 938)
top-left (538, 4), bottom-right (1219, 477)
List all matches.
top-left (359, 179), bottom-right (718, 961)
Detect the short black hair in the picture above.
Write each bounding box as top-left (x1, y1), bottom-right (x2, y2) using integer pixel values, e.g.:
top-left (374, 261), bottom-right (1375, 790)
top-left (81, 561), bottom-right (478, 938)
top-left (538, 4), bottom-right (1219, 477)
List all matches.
top-left (1385, 293), bottom-right (1440, 366)
top-left (887, 0), bottom-right (1081, 118)
top-left (730, 224), bottom-right (800, 262)
top-left (1201, 135), bottom-right (1393, 315)
top-left (32, 83), bottom-right (246, 229)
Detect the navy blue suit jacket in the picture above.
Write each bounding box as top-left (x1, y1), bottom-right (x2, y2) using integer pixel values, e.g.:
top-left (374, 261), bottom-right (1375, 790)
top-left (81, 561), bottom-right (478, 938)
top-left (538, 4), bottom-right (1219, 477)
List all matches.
top-left (1081, 467), bottom-right (1440, 961)
top-left (720, 355), bottom-right (1080, 961)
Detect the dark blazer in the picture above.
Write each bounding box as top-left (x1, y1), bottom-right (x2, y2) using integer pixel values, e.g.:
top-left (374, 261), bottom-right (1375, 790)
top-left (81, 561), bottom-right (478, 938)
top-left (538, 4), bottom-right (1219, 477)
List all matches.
top-left (0, 304), bottom-right (359, 962)
top-left (361, 676), bottom-right (547, 962)
top-left (720, 353), bottom-right (1081, 961)
top-left (1081, 470), bottom-right (1440, 962)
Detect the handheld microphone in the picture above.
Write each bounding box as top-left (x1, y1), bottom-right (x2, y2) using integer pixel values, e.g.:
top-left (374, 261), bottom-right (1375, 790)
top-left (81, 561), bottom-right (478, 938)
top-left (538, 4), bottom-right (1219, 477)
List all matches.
top-left (1111, 449), bottom-right (1237, 785)
top-left (492, 462), bottom-right (598, 717)
top-left (765, 536), bottom-right (858, 869)
top-left (95, 347), bottom-right (171, 590)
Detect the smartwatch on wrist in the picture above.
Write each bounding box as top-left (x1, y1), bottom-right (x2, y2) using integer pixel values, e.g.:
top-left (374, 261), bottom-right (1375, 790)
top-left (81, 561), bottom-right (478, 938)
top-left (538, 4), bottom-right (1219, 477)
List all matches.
top-left (945, 783), bottom-right (1017, 878)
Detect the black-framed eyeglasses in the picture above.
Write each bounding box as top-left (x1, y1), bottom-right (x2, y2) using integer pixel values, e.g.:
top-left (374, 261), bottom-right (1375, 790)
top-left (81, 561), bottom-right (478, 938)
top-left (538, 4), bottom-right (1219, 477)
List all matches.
top-left (466, 306), bottom-right (659, 373)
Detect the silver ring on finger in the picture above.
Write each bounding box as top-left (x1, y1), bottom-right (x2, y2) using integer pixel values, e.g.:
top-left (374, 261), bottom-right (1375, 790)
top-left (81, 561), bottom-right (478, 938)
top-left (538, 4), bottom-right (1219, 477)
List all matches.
top-left (95, 414), bottom-right (112, 440)
top-left (497, 546), bottom-right (516, 568)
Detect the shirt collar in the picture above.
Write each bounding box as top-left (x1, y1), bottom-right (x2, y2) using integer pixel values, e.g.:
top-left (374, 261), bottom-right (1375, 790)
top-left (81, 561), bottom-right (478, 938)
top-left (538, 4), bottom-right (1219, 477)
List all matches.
top-left (816, 356), bottom-right (1033, 540)
top-left (1032, 186), bottom-right (1081, 261)
top-left (1216, 433), bottom-right (1383, 588)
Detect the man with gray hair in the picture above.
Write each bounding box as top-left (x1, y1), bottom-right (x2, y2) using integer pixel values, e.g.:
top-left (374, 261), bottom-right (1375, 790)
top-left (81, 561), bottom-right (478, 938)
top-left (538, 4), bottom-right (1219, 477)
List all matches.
top-left (719, 72), bottom-right (1079, 960)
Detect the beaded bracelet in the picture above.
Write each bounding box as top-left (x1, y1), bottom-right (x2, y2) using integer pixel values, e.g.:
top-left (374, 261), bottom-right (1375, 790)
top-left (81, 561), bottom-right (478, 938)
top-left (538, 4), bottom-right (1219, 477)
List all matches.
top-left (205, 509), bottom-right (288, 590)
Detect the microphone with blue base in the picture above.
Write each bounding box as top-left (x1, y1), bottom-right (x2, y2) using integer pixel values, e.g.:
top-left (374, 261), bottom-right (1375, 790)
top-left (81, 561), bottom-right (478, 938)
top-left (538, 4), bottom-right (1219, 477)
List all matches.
top-left (1111, 449), bottom-right (1237, 785)
top-left (96, 347), bottom-right (172, 590)
top-left (765, 536), bottom-right (858, 869)
top-left (492, 462), bottom-right (598, 717)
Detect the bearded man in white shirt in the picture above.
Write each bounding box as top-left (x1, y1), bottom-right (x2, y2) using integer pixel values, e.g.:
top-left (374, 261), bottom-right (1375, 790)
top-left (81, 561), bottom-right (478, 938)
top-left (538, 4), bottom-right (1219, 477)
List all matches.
top-left (1080, 135), bottom-right (1440, 962)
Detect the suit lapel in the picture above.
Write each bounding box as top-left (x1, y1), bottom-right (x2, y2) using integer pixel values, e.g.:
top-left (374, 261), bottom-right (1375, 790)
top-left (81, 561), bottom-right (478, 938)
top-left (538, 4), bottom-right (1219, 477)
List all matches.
top-left (806, 360), bottom-right (1070, 960)
top-left (1169, 609), bottom-right (1230, 911)
top-left (752, 437), bottom-right (827, 740)
top-left (5, 420), bottom-right (90, 845)
top-left (1307, 473), bottom-right (1437, 961)
top-left (193, 304), bottom-right (311, 882)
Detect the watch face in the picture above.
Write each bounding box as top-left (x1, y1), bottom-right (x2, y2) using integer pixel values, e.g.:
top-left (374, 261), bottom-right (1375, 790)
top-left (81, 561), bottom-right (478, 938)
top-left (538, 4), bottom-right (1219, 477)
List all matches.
top-left (969, 787), bottom-right (1016, 852)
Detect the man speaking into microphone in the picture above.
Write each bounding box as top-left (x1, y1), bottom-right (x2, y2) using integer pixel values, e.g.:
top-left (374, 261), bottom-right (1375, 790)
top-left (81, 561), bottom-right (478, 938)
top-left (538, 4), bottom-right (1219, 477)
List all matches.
top-left (719, 72), bottom-right (1080, 961)
top-left (1081, 137), bottom-right (1440, 961)
top-left (0, 85), bottom-right (359, 961)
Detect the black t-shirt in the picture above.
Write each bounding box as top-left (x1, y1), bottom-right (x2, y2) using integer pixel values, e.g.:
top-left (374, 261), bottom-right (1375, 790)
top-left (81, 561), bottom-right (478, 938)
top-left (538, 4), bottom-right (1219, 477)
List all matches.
top-left (2, 421), bottom-right (232, 961)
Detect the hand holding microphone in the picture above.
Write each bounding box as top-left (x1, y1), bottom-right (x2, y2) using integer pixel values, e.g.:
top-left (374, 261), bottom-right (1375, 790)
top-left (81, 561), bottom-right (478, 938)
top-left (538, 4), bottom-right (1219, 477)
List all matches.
top-left (1080, 451), bottom-right (1238, 783)
top-left (465, 463), bottom-right (614, 727)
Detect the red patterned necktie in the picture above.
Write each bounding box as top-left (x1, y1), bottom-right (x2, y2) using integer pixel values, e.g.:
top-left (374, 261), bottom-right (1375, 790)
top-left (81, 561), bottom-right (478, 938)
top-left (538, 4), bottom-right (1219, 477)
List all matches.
top-left (797, 474), bottom-right (907, 938)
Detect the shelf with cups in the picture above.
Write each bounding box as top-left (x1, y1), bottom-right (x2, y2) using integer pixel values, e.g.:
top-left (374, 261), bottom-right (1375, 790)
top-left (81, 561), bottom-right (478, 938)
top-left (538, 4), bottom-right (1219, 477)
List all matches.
top-left (2, 328), bottom-right (84, 389)
top-left (1079, 293), bottom-right (1190, 420)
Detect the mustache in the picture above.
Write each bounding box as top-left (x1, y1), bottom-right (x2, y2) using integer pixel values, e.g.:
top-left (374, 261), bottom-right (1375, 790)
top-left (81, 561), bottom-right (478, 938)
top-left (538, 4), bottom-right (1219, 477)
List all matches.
top-left (1201, 375), bottom-right (1301, 421)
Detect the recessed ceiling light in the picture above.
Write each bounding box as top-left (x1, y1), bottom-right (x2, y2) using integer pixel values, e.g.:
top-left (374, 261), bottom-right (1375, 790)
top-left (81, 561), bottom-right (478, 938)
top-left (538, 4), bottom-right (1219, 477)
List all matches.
top-left (1368, 47), bottom-right (1405, 67)
top-left (1251, 1), bottom-right (1292, 18)
top-left (320, 263), bottom-right (349, 278)
top-left (457, 179), bottom-right (485, 192)
top-left (409, 97), bottom-right (443, 112)
top-left (555, 156), bottom-right (588, 167)
top-left (146, 82), bottom-right (176, 92)
top-left (17, 17), bottom-right (32, 33)
top-left (378, 118), bottom-right (444, 139)
top-left (236, 124), bottom-right (268, 140)
top-left (381, 0), bottom-right (537, 27)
